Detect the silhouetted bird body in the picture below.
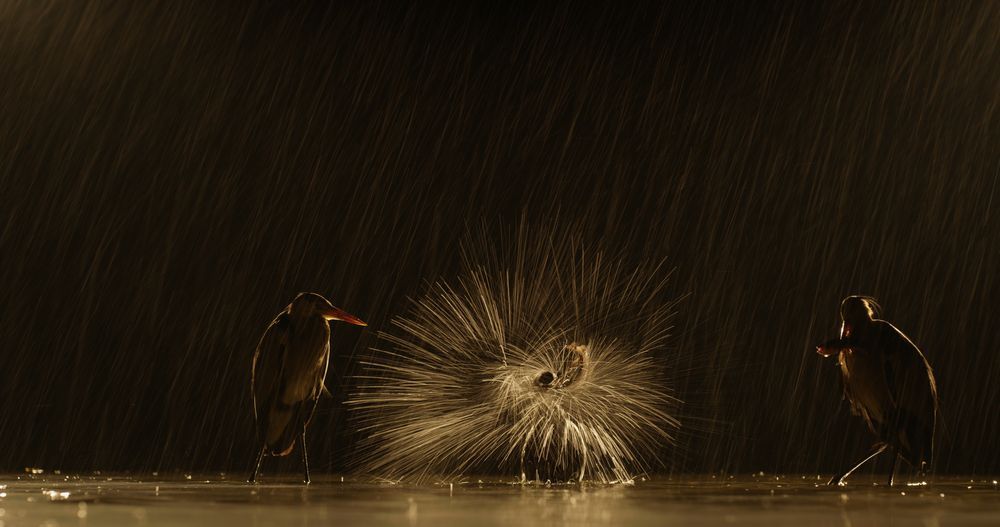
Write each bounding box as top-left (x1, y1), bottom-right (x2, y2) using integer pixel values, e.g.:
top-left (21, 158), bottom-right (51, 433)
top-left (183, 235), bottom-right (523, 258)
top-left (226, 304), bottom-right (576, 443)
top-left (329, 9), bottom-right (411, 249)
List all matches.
top-left (249, 292), bottom-right (366, 483)
top-left (817, 296), bottom-right (937, 486)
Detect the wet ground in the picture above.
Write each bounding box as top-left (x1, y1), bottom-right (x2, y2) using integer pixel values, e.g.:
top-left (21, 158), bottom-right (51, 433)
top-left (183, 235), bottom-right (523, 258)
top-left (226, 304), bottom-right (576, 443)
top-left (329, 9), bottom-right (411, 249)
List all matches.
top-left (0, 473), bottom-right (997, 526)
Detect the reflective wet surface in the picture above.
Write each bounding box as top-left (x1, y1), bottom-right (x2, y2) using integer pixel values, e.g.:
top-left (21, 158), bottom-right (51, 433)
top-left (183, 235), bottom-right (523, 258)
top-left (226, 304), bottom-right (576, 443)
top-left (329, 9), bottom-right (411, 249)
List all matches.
top-left (0, 473), bottom-right (998, 526)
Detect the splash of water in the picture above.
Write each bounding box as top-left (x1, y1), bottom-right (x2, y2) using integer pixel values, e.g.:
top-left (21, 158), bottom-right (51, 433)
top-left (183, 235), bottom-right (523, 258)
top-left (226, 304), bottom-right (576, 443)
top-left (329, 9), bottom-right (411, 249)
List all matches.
top-left (349, 228), bottom-right (682, 483)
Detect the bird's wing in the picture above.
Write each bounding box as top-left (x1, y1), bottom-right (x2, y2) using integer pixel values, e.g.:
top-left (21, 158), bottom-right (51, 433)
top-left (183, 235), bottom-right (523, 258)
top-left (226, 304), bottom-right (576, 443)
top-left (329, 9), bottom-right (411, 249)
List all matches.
top-left (877, 320), bottom-right (938, 460)
top-left (251, 311), bottom-right (289, 424)
top-left (877, 321), bottom-right (934, 405)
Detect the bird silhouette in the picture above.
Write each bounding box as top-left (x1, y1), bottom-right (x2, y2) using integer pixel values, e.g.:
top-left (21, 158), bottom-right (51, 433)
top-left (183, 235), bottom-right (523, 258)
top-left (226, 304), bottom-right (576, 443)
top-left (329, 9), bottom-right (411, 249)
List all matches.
top-left (816, 295), bottom-right (938, 486)
top-left (249, 292), bottom-right (366, 484)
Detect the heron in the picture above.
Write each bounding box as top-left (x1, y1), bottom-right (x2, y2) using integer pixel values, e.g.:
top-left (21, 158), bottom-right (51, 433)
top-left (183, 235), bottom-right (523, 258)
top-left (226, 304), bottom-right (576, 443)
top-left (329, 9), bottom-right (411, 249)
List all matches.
top-left (816, 295), bottom-right (938, 486)
top-left (249, 292), bottom-right (367, 484)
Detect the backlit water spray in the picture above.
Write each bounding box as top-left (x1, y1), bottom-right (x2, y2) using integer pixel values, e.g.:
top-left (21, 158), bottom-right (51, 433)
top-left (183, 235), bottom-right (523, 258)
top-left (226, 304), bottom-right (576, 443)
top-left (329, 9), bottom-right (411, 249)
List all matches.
top-left (349, 228), bottom-right (682, 483)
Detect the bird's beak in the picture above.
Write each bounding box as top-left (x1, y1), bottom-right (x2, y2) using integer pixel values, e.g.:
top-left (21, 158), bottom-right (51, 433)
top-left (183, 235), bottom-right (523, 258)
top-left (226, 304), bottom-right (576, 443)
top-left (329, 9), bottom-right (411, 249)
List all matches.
top-left (322, 305), bottom-right (367, 326)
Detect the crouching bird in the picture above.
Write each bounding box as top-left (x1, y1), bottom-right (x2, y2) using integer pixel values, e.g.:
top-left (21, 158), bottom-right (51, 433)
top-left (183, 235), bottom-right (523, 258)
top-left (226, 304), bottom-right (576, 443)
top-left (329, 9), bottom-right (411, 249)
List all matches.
top-left (816, 295), bottom-right (938, 486)
top-left (249, 292), bottom-right (367, 484)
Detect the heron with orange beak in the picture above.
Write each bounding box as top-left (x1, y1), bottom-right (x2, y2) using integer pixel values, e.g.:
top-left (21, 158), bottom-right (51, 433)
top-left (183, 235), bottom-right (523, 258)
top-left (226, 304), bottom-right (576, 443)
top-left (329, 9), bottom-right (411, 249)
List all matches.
top-left (816, 295), bottom-right (938, 486)
top-left (249, 292), bottom-right (367, 484)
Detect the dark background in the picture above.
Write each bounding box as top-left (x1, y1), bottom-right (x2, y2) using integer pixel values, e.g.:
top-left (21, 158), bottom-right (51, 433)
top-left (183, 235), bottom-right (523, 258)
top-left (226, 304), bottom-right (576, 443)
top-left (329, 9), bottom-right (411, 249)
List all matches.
top-left (1, 1), bottom-right (997, 476)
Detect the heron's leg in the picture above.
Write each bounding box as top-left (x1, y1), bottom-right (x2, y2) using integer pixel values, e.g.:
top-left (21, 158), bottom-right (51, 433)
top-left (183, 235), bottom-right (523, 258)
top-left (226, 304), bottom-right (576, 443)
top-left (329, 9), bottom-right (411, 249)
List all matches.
top-left (887, 447), bottom-right (899, 486)
top-left (300, 431), bottom-right (311, 485)
top-left (249, 445), bottom-right (266, 484)
top-left (827, 443), bottom-right (888, 486)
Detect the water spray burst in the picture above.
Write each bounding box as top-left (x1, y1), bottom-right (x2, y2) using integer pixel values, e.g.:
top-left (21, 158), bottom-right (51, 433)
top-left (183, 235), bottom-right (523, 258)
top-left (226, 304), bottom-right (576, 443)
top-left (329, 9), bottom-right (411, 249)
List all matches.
top-left (349, 230), bottom-right (682, 483)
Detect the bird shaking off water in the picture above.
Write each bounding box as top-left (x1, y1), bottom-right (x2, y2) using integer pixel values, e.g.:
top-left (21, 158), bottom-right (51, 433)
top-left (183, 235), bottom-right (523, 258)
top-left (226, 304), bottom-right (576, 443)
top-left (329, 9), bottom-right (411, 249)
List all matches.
top-left (249, 292), bottom-right (367, 484)
top-left (816, 296), bottom-right (938, 486)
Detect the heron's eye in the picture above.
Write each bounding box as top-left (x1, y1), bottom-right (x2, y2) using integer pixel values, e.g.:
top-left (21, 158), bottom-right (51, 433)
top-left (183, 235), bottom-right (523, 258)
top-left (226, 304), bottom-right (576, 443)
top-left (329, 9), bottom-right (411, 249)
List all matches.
top-left (535, 371), bottom-right (556, 388)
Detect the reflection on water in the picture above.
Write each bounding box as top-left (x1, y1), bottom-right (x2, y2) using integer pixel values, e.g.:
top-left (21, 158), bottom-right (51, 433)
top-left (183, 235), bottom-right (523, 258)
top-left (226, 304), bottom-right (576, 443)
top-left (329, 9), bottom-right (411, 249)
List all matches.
top-left (0, 473), bottom-right (997, 526)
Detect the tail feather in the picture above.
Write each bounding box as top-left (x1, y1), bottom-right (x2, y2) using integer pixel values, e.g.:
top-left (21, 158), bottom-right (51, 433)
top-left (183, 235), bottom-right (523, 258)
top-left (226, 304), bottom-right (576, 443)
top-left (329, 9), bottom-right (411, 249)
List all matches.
top-left (891, 408), bottom-right (934, 467)
top-left (264, 402), bottom-right (300, 456)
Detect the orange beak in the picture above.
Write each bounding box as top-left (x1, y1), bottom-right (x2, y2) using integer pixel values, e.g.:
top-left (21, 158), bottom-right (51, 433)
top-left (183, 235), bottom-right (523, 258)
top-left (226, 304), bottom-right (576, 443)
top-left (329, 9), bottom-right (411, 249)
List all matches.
top-left (322, 306), bottom-right (367, 326)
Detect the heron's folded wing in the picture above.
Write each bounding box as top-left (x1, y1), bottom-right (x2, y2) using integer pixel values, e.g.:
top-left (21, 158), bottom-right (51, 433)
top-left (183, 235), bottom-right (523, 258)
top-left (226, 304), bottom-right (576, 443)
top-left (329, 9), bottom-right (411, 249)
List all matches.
top-left (251, 311), bottom-right (289, 422)
top-left (877, 322), bottom-right (930, 406)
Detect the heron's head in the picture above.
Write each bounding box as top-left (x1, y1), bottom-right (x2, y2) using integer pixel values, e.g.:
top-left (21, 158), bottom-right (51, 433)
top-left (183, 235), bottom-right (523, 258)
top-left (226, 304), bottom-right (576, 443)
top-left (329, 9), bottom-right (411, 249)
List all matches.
top-left (289, 292), bottom-right (367, 326)
top-left (839, 295), bottom-right (878, 335)
top-left (534, 343), bottom-right (590, 390)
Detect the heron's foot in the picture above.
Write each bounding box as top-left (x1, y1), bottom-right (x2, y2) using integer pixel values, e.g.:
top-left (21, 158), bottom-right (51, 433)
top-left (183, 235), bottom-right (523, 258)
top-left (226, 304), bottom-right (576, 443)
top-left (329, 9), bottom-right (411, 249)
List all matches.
top-left (827, 474), bottom-right (845, 486)
top-left (249, 446), bottom-right (266, 485)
